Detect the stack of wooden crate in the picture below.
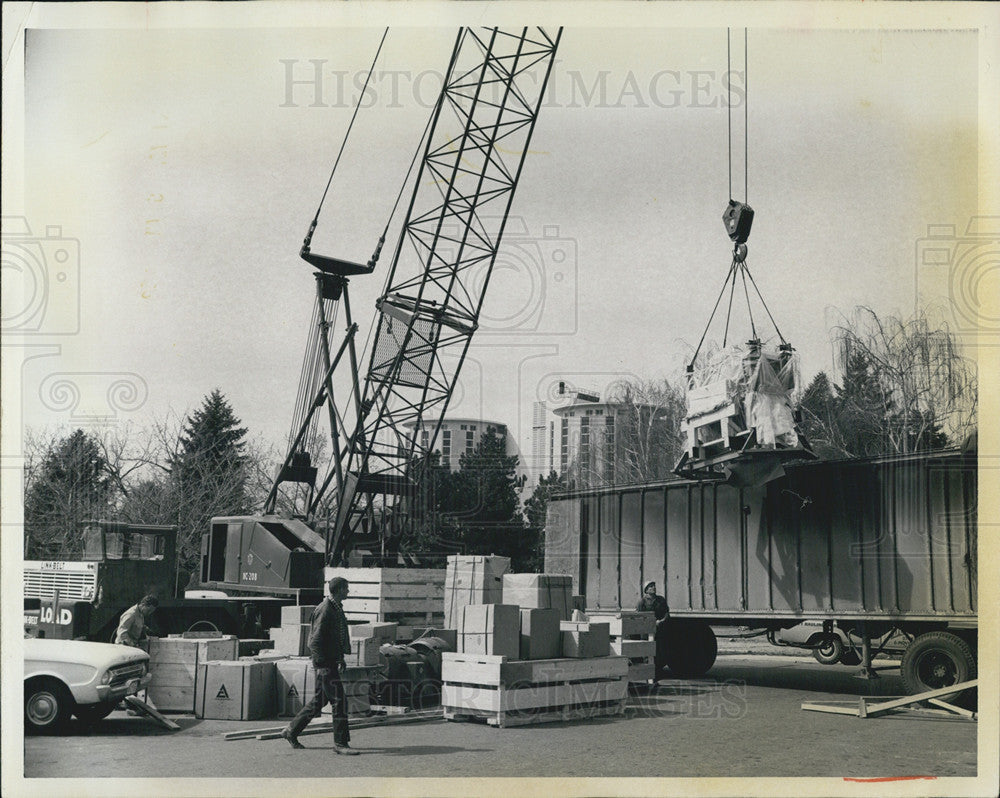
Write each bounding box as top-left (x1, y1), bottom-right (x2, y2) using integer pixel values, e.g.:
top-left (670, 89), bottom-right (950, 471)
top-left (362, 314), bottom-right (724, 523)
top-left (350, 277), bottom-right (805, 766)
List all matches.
top-left (346, 621), bottom-right (397, 666)
top-left (443, 555), bottom-right (509, 629)
top-left (146, 635), bottom-right (238, 713)
top-left (441, 652), bottom-right (629, 728)
top-left (587, 611), bottom-right (656, 685)
top-left (325, 567), bottom-right (446, 635)
top-left (268, 604), bottom-right (315, 656)
top-left (502, 573), bottom-right (573, 620)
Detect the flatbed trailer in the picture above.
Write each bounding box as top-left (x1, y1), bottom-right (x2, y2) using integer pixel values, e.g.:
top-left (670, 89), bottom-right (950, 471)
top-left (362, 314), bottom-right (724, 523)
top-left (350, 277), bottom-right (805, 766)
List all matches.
top-left (545, 449), bottom-right (977, 696)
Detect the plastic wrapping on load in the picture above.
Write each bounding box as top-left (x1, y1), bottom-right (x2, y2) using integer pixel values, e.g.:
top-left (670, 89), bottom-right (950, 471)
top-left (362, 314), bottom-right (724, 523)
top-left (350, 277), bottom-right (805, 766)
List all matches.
top-left (684, 342), bottom-right (801, 450)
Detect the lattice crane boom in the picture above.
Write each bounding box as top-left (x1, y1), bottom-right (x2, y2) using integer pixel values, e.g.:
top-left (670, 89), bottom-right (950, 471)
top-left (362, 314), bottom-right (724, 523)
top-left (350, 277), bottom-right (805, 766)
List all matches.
top-left (299, 27), bottom-right (562, 564)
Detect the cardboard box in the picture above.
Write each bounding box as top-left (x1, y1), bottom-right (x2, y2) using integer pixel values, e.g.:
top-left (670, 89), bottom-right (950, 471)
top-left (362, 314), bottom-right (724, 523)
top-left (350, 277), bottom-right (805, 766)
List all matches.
top-left (147, 636), bottom-right (238, 713)
top-left (195, 660), bottom-right (276, 720)
top-left (458, 604), bottom-right (519, 660)
top-left (280, 604), bottom-right (317, 626)
top-left (444, 555), bottom-right (511, 629)
top-left (270, 624), bottom-right (311, 656)
top-left (560, 621), bottom-right (611, 658)
top-left (502, 573), bottom-right (573, 620)
top-left (519, 608), bottom-right (561, 660)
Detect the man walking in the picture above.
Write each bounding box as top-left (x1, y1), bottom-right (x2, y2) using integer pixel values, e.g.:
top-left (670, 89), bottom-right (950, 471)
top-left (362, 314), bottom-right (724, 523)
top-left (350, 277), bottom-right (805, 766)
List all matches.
top-left (282, 577), bottom-right (358, 754)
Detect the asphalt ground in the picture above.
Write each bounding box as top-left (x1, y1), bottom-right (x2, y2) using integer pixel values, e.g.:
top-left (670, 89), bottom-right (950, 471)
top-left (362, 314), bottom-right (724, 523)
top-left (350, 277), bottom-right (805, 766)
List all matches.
top-left (18, 644), bottom-right (981, 795)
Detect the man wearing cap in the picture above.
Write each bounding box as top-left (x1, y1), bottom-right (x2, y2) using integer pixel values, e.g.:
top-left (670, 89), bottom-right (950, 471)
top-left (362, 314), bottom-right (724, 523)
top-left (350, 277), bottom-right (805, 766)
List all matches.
top-left (636, 581), bottom-right (669, 683)
top-left (282, 577), bottom-right (358, 754)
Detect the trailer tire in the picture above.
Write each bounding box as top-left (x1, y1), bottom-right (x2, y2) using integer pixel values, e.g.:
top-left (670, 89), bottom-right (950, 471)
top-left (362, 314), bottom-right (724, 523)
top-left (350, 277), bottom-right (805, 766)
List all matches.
top-left (901, 631), bottom-right (976, 703)
top-left (664, 621), bottom-right (717, 678)
top-left (810, 634), bottom-right (844, 666)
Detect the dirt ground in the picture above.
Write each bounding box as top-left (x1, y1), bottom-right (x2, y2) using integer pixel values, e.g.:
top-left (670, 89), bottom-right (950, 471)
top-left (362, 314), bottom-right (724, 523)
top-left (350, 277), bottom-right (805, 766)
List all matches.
top-left (17, 649), bottom-right (979, 794)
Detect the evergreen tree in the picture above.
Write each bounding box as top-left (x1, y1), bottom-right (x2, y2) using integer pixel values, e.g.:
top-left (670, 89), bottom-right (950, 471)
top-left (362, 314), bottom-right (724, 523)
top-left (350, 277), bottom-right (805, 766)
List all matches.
top-left (450, 429), bottom-right (527, 564)
top-left (24, 429), bottom-right (113, 559)
top-left (404, 430), bottom-right (535, 569)
top-left (170, 390), bottom-right (250, 576)
top-left (522, 470), bottom-right (566, 573)
top-left (172, 389), bottom-right (248, 474)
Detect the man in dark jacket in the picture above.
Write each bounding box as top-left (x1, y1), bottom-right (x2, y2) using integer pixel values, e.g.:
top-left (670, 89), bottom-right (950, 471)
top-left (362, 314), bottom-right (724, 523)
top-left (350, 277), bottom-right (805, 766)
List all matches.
top-left (282, 577), bottom-right (358, 754)
top-left (636, 581), bottom-right (669, 682)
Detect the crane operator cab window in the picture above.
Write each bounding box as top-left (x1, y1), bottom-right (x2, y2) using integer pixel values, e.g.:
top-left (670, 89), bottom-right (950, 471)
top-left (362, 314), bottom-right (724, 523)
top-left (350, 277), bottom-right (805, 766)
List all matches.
top-left (104, 530), bottom-right (166, 561)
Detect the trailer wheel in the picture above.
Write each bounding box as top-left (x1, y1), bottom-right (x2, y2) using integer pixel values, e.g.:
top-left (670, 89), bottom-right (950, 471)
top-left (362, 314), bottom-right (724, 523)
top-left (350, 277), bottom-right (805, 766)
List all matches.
top-left (664, 621), bottom-right (717, 678)
top-left (901, 631), bottom-right (976, 703)
top-left (810, 634), bottom-right (844, 666)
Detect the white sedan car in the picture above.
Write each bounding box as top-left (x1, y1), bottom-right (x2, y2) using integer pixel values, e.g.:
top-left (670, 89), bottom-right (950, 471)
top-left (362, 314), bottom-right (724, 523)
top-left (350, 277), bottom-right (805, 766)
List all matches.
top-left (24, 638), bottom-right (152, 733)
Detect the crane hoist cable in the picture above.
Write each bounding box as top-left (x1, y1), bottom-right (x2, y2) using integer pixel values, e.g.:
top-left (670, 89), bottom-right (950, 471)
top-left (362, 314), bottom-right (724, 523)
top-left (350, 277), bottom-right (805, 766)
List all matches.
top-left (300, 27), bottom-right (389, 270)
top-left (690, 27), bottom-right (787, 370)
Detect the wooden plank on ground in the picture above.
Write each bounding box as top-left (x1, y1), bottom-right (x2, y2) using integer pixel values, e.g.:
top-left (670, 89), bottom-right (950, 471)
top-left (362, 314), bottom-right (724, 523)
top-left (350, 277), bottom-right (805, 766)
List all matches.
top-left (928, 698), bottom-right (976, 718)
top-left (124, 696), bottom-right (180, 730)
top-left (801, 701), bottom-right (862, 716)
top-left (861, 680), bottom-right (978, 717)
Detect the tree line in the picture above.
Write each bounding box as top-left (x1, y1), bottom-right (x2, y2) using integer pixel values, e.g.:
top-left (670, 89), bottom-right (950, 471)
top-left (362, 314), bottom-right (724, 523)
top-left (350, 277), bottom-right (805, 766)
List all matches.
top-left (23, 307), bottom-right (977, 578)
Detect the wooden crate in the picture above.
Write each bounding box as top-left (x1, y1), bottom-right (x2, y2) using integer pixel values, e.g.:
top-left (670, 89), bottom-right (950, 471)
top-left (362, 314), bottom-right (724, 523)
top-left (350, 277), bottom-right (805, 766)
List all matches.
top-left (269, 624), bottom-right (311, 657)
top-left (444, 555), bottom-right (510, 629)
top-left (502, 573), bottom-right (573, 620)
top-left (610, 638), bottom-right (655, 659)
top-left (147, 636), bottom-right (238, 713)
top-left (589, 613), bottom-right (657, 685)
top-left (441, 652), bottom-right (628, 728)
top-left (344, 636), bottom-right (381, 667)
top-left (560, 621), bottom-right (610, 658)
top-left (325, 567), bottom-right (446, 625)
top-left (195, 659), bottom-right (276, 720)
top-left (275, 658), bottom-right (379, 717)
top-left (587, 611), bottom-right (656, 637)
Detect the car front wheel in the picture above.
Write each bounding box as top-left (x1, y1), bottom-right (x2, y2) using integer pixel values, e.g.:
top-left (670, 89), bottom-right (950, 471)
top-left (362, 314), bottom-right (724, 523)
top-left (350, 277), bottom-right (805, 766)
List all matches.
top-left (25, 677), bottom-right (74, 734)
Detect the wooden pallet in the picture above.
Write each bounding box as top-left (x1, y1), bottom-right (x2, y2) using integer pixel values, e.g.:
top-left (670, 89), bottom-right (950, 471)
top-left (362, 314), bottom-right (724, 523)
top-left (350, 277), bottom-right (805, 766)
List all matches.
top-left (444, 698), bottom-right (627, 728)
top-left (441, 652), bottom-right (628, 728)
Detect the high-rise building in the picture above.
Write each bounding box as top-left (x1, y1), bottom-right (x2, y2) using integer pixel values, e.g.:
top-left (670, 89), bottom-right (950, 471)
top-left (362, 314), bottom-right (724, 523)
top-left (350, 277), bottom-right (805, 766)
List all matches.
top-left (531, 397), bottom-right (668, 489)
top-left (405, 417), bottom-right (527, 478)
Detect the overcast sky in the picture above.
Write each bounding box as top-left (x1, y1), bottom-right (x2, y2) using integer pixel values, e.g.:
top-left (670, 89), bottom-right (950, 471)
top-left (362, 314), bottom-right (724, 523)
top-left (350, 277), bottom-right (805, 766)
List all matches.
top-left (4, 4), bottom-right (991, 467)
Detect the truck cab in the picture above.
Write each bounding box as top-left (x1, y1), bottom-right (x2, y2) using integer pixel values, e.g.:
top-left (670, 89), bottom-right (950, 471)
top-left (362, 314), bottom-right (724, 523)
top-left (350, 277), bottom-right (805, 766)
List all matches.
top-left (24, 521), bottom-right (178, 641)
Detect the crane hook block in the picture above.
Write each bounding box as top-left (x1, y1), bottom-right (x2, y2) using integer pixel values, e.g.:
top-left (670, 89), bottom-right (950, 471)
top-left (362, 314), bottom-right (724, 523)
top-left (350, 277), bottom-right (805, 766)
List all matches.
top-left (723, 199), bottom-right (754, 244)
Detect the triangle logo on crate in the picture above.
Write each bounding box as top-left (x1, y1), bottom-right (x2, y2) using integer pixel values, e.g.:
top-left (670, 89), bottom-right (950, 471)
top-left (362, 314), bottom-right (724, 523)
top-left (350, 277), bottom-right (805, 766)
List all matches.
top-left (215, 684), bottom-right (230, 700)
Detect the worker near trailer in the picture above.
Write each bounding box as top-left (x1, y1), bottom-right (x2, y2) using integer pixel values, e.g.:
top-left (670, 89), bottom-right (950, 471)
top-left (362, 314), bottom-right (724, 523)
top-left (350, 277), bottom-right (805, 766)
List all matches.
top-left (636, 581), bottom-right (669, 681)
top-left (282, 577), bottom-right (359, 754)
top-left (114, 594), bottom-right (159, 647)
